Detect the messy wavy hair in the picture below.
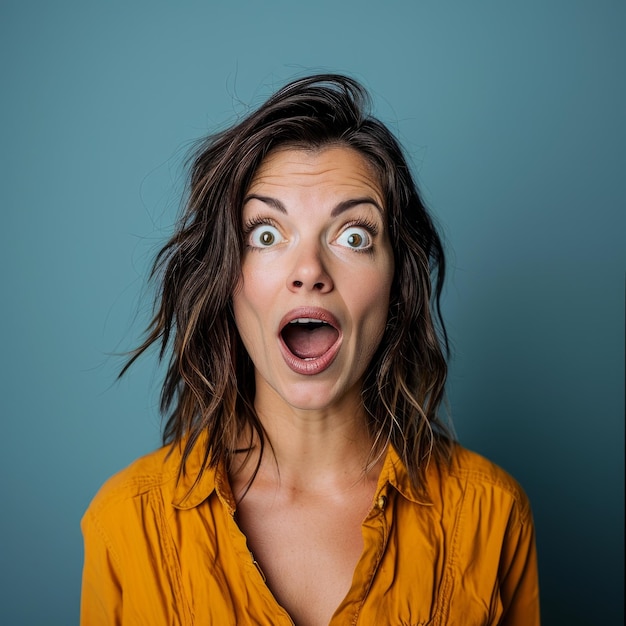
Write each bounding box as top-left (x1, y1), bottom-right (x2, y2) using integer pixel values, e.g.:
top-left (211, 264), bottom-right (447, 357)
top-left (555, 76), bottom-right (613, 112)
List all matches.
top-left (124, 74), bottom-right (453, 496)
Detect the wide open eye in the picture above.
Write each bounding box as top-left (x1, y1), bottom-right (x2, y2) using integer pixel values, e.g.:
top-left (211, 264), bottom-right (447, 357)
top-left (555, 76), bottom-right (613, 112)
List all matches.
top-left (248, 223), bottom-right (284, 248)
top-left (335, 226), bottom-right (372, 250)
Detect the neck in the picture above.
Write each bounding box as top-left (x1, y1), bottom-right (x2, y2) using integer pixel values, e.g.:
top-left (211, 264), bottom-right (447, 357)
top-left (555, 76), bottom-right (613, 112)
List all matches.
top-left (231, 388), bottom-right (380, 497)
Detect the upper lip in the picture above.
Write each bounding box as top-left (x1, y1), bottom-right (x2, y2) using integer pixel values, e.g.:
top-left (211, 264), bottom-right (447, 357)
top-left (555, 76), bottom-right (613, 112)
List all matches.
top-left (278, 307), bottom-right (341, 333)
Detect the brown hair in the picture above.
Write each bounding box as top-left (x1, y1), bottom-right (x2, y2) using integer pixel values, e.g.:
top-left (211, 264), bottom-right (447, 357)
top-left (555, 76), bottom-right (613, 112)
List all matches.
top-left (123, 74), bottom-right (453, 496)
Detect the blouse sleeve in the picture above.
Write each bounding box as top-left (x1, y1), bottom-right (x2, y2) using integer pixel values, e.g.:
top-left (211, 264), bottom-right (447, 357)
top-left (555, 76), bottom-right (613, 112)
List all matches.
top-left (497, 493), bottom-right (541, 626)
top-left (80, 509), bottom-right (123, 625)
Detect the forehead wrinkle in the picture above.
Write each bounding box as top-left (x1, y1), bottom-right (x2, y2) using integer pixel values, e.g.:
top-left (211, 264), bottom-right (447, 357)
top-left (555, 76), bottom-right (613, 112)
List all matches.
top-left (248, 171), bottom-right (382, 203)
top-left (254, 145), bottom-right (374, 176)
top-left (246, 147), bottom-right (385, 210)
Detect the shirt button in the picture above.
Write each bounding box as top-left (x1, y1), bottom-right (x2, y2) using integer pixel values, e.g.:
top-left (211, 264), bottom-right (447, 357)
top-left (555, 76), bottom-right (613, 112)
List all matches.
top-left (376, 495), bottom-right (387, 510)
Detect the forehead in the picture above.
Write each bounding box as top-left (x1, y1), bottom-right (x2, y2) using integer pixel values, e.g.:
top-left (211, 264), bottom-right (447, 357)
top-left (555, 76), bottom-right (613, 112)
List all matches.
top-left (247, 146), bottom-right (383, 202)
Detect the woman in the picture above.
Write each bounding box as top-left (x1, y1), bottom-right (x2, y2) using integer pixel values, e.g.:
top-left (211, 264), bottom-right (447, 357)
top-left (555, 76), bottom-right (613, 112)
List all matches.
top-left (81, 74), bottom-right (540, 625)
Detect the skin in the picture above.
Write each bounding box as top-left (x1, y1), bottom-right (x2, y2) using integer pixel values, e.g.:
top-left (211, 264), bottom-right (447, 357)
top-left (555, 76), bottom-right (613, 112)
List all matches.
top-left (230, 146), bottom-right (395, 626)
top-left (233, 145), bottom-right (394, 424)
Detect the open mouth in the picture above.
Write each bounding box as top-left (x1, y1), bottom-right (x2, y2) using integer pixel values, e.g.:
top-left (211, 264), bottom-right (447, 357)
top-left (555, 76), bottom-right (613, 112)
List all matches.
top-left (281, 318), bottom-right (340, 360)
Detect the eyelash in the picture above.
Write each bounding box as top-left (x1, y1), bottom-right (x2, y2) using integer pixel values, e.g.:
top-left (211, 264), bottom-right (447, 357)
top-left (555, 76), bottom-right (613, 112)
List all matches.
top-left (341, 218), bottom-right (380, 253)
top-left (343, 218), bottom-right (379, 236)
top-left (243, 216), bottom-right (279, 234)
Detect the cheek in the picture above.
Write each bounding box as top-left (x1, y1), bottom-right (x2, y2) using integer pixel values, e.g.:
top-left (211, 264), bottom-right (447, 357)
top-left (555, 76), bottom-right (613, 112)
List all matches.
top-left (232, 299), bottom-right (261, 367)
top-left (357, 270), bottom-right (393, 340)
top-left (369, 258), bottom-right (394, 309)
top-left (240, 255), bottom-right (284, 294)
top-left (372, 267), bottom-right (394, 331)
top-left (232, 275), bottom-right (276, 355)
top-left (232, 281), bottom-right (258, 341)
top-left (234, 260), bottom-right (267, 310)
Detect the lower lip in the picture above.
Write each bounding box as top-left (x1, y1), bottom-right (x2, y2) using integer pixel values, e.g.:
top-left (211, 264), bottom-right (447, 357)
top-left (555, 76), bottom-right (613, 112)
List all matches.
top-left (278, 335), bottom-right (342, 375)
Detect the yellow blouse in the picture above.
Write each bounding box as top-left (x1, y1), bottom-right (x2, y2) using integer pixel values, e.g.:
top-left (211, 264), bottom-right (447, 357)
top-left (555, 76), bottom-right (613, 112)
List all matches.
top-left (81, 439), bottom-right (540, 625)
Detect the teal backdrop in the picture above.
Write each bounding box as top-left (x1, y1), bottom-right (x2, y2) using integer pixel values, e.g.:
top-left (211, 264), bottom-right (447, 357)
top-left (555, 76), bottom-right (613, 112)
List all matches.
top-left (1, 1), bottom-right (624, 624)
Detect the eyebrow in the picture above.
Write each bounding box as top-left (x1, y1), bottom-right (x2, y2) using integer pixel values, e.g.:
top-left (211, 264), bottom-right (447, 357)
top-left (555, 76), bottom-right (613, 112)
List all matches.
top-left (243, 194), bottom-right (384, 216)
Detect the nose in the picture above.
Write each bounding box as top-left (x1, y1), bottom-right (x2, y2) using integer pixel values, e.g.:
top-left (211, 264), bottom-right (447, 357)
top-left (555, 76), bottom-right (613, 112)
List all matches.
top-left (287, 242), bottom-right (334, 293)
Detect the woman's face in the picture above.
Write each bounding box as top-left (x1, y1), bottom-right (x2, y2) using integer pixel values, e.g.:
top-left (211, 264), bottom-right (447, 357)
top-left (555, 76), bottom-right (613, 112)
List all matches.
top-left (232, 146), bottom-right (395, 415)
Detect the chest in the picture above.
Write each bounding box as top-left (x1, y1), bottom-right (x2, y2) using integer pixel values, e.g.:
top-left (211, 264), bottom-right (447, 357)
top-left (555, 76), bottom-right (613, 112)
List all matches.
top-left (234, 489), bottom-right (374, 626)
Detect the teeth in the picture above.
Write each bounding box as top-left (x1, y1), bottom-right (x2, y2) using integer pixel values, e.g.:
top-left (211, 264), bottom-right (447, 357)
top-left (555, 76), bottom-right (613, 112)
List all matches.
top-left (289, 318), bottom-right (326, 325)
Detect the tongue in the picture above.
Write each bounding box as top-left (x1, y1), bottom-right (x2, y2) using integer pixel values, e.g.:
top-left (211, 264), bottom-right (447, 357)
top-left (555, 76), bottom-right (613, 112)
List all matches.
top-left (282, 324), bottom-right (338, 359)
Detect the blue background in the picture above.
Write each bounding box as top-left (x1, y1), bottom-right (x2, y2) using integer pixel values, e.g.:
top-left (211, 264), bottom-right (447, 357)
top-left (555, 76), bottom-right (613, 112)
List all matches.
top-left (1, 1), bottom-right (624, 624)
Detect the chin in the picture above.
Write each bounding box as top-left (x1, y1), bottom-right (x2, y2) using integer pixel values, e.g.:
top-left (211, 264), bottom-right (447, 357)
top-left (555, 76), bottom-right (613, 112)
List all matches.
top-left (268, 375), bottom-right (362, 414)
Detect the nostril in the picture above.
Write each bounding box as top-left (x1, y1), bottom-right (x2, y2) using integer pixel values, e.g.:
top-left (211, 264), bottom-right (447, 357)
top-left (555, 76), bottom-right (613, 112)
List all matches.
top-left (314, 282), bottom-right (324, 290)
top-left (293, 280), bottom-right (303, 288)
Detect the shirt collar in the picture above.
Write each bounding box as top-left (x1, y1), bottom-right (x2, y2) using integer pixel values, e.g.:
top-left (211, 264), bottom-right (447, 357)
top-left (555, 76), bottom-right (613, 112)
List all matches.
top-left (171, 434), bottom-right (224, 510)
top-left (170, 435), bottom-right (434, 510)
top-left (376, 444), bottom-right (433, 506)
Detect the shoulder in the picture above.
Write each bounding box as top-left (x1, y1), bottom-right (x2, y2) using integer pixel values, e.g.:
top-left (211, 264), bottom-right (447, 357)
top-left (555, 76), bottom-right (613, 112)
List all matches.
top-left (435, 443), bottom-right (533, 524)
top-left (83, 445), bottom-right (178, 521)
top-left (448, 444), bottom-right (524, 490)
